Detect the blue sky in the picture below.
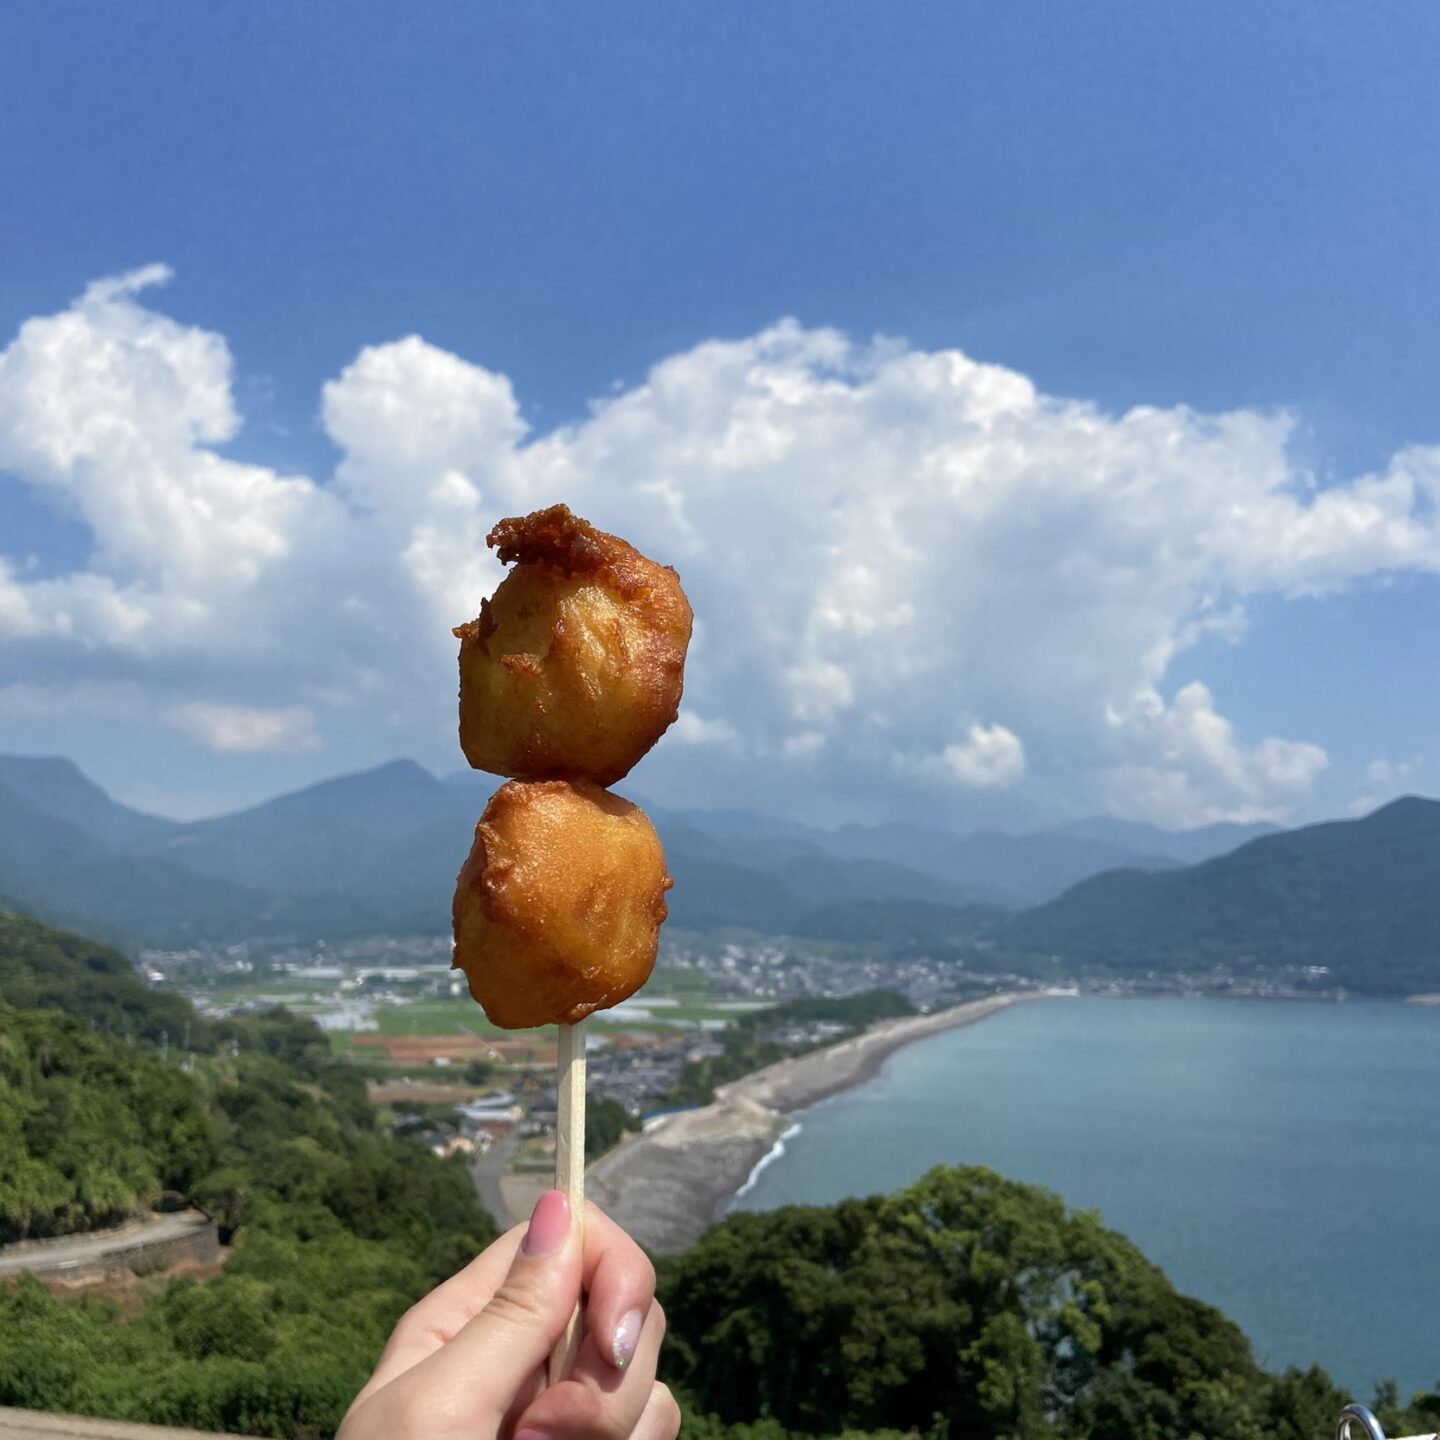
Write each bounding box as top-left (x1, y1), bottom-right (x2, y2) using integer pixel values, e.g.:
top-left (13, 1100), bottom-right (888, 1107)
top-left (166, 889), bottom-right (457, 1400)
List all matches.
top-left (0, 2), bottom-right (1437, 826)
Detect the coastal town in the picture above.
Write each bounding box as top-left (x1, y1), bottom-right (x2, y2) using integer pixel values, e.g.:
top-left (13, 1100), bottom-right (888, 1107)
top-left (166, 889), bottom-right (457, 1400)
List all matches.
top-left (134, 927), bottom-right (1354, 1232)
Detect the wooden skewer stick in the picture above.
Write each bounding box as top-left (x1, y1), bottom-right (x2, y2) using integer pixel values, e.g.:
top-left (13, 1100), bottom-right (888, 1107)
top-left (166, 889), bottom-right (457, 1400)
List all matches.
top-left (548, 1017), bottom-right (587, 1385)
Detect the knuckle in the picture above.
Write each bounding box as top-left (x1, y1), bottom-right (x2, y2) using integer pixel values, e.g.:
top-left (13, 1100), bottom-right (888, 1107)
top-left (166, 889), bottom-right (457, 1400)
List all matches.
top-left (600, 1410), bottom-right (634, 1440)
top-left (339, 1393), bottom-right (412, 1440)
top-left (566, 1390), bottom-right (630, 1440)
top-left (389, 1299), bottom-right (426, 1341)
top-left (482, 1280), bottom-right (548, 1332)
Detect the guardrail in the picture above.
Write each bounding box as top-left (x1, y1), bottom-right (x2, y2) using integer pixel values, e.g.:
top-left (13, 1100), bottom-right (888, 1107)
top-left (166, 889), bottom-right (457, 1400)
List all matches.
top-left (1337, 1403), bottom-right (1438, 1440)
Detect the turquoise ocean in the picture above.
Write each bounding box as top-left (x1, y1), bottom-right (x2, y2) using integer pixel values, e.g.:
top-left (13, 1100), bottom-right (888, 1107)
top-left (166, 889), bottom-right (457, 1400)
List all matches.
top-left (730, 997), bottom-right (1440, 1397)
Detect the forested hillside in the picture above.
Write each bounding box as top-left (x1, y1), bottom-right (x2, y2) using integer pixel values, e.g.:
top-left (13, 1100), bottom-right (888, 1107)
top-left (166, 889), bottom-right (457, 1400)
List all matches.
top-left (0, 911), bottom-right (497, 1436)
top-left (1003, 797), bottom-right (1440, 995)
top-left (0, 912), bottom-right (198, 1045)
top-left (660, 1167), bottom-right (1440, 1440)
top-left (0, 1006), bottom-right (213, 1242)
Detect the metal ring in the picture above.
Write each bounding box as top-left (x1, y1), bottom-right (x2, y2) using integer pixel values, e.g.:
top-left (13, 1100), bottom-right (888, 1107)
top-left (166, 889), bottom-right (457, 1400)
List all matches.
top-left (1338, 1404), bottom-right (1388, 1440)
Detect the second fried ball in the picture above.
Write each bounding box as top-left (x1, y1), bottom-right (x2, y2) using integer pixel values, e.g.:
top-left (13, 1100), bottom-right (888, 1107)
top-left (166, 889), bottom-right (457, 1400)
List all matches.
top-left (452, 778), bottom-right (673, 1030)
top-left (454, 504), bottom-right (693, 787)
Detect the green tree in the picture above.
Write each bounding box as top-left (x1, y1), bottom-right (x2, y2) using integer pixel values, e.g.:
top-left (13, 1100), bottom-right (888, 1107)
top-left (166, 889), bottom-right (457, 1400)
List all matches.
top-left (585, 1096), bottom-right (641, 1160)
top-left (658, 1164), bottom-right (1361, 1440)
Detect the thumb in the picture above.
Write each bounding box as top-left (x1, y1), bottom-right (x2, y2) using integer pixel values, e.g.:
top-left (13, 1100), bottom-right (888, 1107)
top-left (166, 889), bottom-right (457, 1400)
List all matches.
top-left (436, 1190), bottom-right (582, 1404)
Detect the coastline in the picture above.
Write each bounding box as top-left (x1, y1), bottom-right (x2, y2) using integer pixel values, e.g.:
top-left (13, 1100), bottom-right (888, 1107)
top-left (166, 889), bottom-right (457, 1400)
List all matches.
top-left (586, 990), bottom-right (1053, 1254)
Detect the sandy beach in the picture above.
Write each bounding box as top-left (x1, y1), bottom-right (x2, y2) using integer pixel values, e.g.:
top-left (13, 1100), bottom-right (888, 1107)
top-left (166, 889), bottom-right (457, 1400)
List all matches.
top-left (587, 990), bottom-right (1050, 1253)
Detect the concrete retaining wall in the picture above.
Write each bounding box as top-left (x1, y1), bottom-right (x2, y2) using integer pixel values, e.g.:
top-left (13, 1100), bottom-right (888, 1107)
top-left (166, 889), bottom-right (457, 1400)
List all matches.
top-left (0, 1213), bottom-right (220, 1286)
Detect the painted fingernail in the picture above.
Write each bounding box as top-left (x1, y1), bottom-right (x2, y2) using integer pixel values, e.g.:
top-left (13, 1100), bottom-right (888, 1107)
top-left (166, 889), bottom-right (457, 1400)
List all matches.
top-left (522, 1190), bottom-right (571, 1256)
top-left (612, 1307), bottom-right (644, 1369)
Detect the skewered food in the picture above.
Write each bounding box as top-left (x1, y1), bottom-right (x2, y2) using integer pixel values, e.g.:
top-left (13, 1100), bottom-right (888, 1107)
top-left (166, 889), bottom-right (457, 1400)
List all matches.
top-left (455, 504), bottom-right (692, 787)
top-left (452, 778), bottom-right (673, 1029)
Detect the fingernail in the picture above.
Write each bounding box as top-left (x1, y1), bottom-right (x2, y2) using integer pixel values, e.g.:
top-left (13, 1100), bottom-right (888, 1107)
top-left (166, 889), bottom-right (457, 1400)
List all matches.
top-left (522, 1190), bottom-right (571, 1256)
top-left (514, 1429), bottom-right (550, 1440)
top-left (612, 1307), bottom-right (644, 1369)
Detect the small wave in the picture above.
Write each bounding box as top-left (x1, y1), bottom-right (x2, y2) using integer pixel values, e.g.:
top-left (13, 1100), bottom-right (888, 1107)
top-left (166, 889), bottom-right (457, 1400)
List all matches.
top-left (730, 1122), bottom-right (802, 1205)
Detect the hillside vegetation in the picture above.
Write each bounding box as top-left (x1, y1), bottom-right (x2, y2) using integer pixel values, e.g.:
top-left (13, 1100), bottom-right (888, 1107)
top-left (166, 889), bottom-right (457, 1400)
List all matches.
top-left (0, 1005), bottom-right (213, 1242)
top-left (0, 911), bottom-right (197, 1046)
top-left (661, 1166), bottom-right (1440, 1440)
top-left (0, 912), bottom-right (497, 1437)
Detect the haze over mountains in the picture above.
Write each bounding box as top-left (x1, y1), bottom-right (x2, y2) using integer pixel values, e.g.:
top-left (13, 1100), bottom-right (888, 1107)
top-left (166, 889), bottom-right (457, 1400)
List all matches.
top-left (0, 752), bottom-right (1273, 949)
top-left (3, 752), bottom-right (1436, 993)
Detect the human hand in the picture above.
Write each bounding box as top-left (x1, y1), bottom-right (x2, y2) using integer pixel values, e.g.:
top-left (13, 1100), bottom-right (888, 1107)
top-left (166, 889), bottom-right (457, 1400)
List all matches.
top-left (339, 1190), bottom-right (680, 1440)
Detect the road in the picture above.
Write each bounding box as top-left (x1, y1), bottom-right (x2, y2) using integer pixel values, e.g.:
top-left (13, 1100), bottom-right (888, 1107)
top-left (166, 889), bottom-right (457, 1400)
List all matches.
top-left (0, 1211), bottom-right (212, 1276)
top-left (0, 1407), bottom-right (246, 1438)
top-left (470, 1129), bottom-right (520, 1229)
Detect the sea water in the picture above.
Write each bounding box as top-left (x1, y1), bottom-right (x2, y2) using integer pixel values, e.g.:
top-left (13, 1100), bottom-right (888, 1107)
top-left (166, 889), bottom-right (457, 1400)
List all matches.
top-left (730, 996), bottom-right (1440, 1397)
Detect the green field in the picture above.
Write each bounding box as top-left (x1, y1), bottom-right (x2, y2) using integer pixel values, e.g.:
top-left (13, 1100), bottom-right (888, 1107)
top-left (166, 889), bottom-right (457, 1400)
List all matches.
top-left (369, 998), bottom-right (501, 1034)
top-left (203, 961), bottom-right (772, 1055)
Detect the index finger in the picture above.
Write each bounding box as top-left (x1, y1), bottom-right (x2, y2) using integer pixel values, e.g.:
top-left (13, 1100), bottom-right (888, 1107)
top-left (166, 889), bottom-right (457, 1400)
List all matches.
top-left (356, 1199), bottom-right (656, 1404)
top-left (355, 1220), bottom-right (528, 1404)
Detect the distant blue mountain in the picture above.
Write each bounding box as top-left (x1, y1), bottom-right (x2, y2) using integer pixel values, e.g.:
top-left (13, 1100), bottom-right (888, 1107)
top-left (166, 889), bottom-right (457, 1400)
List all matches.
top-left (1003, 797), bottom-right (1440, 995)
top-left (0, 753), bottom-right (1298, 951)
top-left (0, 755), bottom-right (174, 848)
top-left (0, 774), bottom-right (361, 947)
top-left (140, 759), bottom-right (477, 897)
top-left (653, 809), bottom-right (1215, 905)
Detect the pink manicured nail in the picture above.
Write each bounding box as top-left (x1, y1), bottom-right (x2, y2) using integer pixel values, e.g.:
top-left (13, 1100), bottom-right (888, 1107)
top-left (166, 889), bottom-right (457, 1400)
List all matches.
top-left (522, 1189), bottom-right (571, 1256)
top-left (612, 1307), bottom-right (644, 1369)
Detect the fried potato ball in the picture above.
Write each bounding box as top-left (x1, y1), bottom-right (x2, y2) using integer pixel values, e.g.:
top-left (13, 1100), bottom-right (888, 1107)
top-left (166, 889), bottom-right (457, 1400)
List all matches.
top-left (455, 505), bottom-right (692, 787)
top-left (452, 778), bottom-right (673, 1029)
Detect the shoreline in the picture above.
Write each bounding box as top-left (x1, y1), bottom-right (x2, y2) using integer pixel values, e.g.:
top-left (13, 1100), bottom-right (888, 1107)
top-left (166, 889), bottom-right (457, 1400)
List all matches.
top-left (586, 990), bottom-right (1054, 1254)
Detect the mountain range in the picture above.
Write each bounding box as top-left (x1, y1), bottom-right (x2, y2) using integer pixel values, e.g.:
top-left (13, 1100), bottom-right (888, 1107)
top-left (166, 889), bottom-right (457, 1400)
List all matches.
top-left (0, 752), bottom-right (1272, 949)
top-left (1000, 795), bottom-right (1440, 996)
top-left (2, 752), bottom-right (1437, 993)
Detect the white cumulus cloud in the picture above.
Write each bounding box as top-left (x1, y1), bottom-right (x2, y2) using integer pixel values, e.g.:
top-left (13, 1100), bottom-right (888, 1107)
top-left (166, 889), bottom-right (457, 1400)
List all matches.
top-left (1097, 682), bottom-right (1329, 825)
top-left (938, 724), bottom-right (1028, 790)
top-left (166, 703), bottom-right (320, 754)
top-left (669, 711), bottom-right (742, 749)
top-left (4, 273), bottom-right (1440, 825)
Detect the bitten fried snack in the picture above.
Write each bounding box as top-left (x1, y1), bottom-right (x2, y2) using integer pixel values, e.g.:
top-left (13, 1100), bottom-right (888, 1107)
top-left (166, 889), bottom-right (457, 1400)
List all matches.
top-left (455, 505), bottom-right (692, 787)
top-left (452, 778), bottom-right (673, 1029)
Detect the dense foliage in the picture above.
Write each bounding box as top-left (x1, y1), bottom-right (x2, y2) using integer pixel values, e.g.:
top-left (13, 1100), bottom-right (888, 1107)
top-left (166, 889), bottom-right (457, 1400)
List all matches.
top-left (0, 1028), bottom-right (495, 1434)
top-left (0, 1005), bottom-right (214, 1242)
top-left (0, 915), bottom-right (498, 1436)
top-left (585, 1095), bottom-right (642, 1160)
top-left (659, 1166), bottom-right (1440, 1440)
top-left (1002, 797), bottom-right (1440, 995)
top-left (669, 990), bottom-right (916, 1105)
top-left (0, 911), bottom-right (199, 1048)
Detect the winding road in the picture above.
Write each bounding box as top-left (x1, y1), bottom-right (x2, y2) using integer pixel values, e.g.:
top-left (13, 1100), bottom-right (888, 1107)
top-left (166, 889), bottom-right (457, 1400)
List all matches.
top-left (0, 1211), bottom-right (213, 1277)
top-left (469, 1129), bottom-right (521, 1229)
